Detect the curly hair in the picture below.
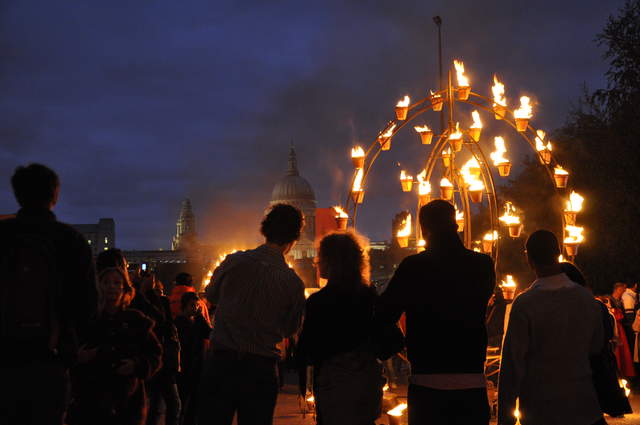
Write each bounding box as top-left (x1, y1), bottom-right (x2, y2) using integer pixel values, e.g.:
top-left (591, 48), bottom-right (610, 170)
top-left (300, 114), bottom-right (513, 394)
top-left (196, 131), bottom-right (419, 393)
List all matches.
top-left (318, 231), bottom-right (370, 290)
top-left (97, 267), bottom-right (136, 314)
top-left (260, 203), bottom-right (304, 245)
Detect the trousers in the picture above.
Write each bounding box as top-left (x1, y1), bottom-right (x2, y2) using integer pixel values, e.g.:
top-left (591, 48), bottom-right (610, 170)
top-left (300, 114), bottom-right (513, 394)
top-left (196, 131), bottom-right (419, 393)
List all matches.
top-left (197, 349), bottom-right (278, 425)
top-left (408, 384), bottom-right (490, 425)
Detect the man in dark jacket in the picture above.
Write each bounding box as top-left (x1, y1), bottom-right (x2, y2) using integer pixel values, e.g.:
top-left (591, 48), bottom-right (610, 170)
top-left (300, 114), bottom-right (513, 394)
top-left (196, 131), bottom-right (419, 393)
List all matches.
top-left (0, 163), bottom-right (97, 425)
top-left (375, 200), bottom-right (495, 425)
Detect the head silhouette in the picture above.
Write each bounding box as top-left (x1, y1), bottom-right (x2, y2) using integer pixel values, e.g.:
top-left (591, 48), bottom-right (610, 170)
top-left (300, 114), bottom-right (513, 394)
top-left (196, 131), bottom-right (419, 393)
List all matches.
top-left (11, 163), bottom-right (60, 209)
top-left (526, 230), bottom-right (561, 270)
top-left (560, 262), bottom-right (587, 287)
top-left (261, 203), bottom-right (304, 246)
top-left (419, 200), bottom-right (458, 240)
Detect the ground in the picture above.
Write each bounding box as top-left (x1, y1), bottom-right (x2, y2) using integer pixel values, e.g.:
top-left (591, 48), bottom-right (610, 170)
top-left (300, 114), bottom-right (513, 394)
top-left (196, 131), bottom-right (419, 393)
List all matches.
top-left (268, 382), bottom-right (640, 425)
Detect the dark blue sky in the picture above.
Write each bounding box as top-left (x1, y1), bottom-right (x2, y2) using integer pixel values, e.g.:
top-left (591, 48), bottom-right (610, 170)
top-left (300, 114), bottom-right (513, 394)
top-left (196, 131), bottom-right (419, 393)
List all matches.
top-left (0, 0), bottom-right (623, 249)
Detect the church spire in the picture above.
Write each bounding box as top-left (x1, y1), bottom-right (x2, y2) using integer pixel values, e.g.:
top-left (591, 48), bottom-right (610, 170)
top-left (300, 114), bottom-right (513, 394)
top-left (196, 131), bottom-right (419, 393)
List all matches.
top-left (287, 144), bottom-right (299, 176)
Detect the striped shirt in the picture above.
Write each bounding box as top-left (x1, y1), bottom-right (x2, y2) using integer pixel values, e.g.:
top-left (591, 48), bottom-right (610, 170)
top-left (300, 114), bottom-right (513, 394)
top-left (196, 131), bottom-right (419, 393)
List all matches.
top-left (205, 244), bottom-right (306, 359)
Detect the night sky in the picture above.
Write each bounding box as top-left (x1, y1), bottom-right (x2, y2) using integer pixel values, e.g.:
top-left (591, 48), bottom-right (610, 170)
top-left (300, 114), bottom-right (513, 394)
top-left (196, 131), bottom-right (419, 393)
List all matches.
top-left (0, 1), bottom-right (623, 250)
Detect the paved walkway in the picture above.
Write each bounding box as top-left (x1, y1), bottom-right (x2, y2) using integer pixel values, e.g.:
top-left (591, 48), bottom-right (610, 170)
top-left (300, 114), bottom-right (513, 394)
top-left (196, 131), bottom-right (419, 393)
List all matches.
top-left (270, 383), bottom-right (640, 425)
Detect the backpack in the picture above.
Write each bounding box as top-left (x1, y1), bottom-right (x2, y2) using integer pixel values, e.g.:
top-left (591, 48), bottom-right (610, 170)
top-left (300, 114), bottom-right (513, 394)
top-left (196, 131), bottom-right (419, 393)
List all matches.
top-left (0, 228), bottom-right (60, 355)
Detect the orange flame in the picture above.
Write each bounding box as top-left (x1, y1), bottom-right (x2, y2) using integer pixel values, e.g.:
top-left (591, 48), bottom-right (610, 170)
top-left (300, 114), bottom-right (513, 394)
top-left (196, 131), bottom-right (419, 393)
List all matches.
top-left (564, 225), bottom-right (584, 243)
top-left (514, 96), bottom-right (532, 119)
top-left (351, 146), bottom-right (364, 158)
top-left (352, 168), bottom-right (364, 192)
top-left (554, 166), bottom-right (569, 176)
top-left (535, 130), bottom-right (552, 151)
top-left (416, 170), bottom-right (431, 195)
top-left (414, 124), bottom-right (431, 133)
top-left (565, 191), bottom-right (584, 212)
top-left (333, 206), bottom-right (348, 219)
top-left (396, 95), bottom-right (410, 107)
top-left (454, 60), bottom-right (469, 87)
top-left (492, 75), bottom-right (507, 107)
top-left (499, 202), bottom-right (520, 225)
top-left (397, 214), bottom-right (412, 238)
top-left (490, 137), bottom-right (509, 166)
top-left (471, 110), bottom-right (482, 129)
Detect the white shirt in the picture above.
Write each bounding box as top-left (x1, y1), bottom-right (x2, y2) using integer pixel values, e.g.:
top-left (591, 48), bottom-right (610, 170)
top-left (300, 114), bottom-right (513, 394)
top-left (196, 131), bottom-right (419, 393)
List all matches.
top-left (622, 288), bottom-right (637, 311)
top-left (498, 273), bottom-right (603, 425)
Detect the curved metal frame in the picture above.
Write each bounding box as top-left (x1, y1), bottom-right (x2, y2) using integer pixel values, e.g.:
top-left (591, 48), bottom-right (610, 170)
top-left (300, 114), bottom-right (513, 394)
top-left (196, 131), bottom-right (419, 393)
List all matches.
top-left (344, 69), bottom-right (573, 268)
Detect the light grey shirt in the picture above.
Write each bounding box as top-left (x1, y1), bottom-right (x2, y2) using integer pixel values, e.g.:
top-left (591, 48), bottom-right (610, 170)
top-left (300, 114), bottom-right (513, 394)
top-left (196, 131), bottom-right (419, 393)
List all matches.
top-left (206, 244), bottom-right (306, 359)
top-left (498, 273), bottom-right (603, 425)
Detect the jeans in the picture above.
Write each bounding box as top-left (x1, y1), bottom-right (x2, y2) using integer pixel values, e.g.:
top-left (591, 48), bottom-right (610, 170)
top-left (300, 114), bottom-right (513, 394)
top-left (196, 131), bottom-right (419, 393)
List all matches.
top-left (147, 375), bottom-right (181, 425)
top-left (0, 360), bottom-right (69, 425)
top-left (197, 349), bottom-right (279, 425)
top-left (407, 384), bottom-right (490, 425)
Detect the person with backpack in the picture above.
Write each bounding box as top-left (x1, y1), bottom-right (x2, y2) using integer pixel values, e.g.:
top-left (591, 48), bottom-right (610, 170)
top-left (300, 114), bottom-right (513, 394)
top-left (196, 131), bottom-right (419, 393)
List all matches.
top-left (0, 163), bottom-right (97, 425)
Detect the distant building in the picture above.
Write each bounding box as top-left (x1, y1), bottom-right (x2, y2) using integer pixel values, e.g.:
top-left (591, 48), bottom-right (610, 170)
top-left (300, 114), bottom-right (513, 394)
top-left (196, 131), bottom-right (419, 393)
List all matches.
top-left (270, 146), bottom-right (317, 260)
top-left (172, 198), bottom-right (197, 251)
top-left (71, 218), bottom-right (115, 257)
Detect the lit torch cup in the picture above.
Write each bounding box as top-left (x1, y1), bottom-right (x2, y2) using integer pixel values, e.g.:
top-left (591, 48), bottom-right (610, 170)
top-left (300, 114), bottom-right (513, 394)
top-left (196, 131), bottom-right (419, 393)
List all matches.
top-left (414, 125), bottom-right (433, 145)
top-left (514, 96), bottom-right (532, 132)
top-left (492, 75), bottom-right (508, 120)
top-left (468, 181), bottom-right (484, 203)
top-left (456, 209), bottom-right (465, 232)
top-left (395, 95), bottom-right (410, 120)
top-left (449, 122), bottom-right (463, 152)
top-left (469, 110), bottom-right (482, 142)
top-left (352, 169), bottom-right (365, 204)
top-left (535, 130), bottom-right (552, 164)
top-left (400, 170), bottom-right (413, 192)
top-left (482, 231), bottom-right (497, 254)
top-left (564, 225), bottom-right (584, 257)
top-left (351, 146), bottom-right (365, 169)
top-left (416, 170), bottom-right (431, 205)
top-left (499, 202), bottom-right (522, 238)
top-left (387, 402), bottom-right (408, 425)
top-left (454, 60), bottom-right (470, 100)
top-left (431, 91), bottom-right (443, 111)
top-left (396, 214), bottom-right (411, 248)
top-left (333, 206), bottom-right (349, 230)
top-left (378, 123), bottom-right (396, 151)
top-left (491, 137), bottom-right (511, 177)
top-left (440, 178), bottom-right (454, 201)
top-left (564, 191), bottom-right (585, 227)
top-left (554, 166), bottom-right (569, 189)
top-left (416, 239), bottom-right (426, 253)
top-left (501, 275), bottom-right (517, 301)
top-left (441, 148), bottom-right (452, 168)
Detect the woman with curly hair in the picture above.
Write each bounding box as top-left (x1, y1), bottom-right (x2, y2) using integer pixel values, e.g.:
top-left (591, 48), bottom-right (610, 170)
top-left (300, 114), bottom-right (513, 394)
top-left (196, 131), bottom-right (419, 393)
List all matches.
top-left (297, 231), bottom-right (383, 425)
top-left (67, 267), bottom-right (162, 425)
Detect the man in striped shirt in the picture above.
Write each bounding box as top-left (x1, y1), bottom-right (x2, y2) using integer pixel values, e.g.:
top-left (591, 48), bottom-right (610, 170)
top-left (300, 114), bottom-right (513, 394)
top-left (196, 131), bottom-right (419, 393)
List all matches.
top-left (199, 204), bottom-right (306, 425)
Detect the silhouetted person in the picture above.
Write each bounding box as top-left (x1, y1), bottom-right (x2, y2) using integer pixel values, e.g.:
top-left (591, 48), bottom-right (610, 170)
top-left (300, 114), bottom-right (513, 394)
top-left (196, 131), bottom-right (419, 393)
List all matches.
top-left (175, 292), bottom-right (212, 425)
top-left (67, 267), bottom-right (162, 425)
top-left (297, 232), bottom-right (382, 425)
top-left (498, 230), bottom-right (605, 425)
top-left (199, 204), bottom-right (306, 425)
top-left (375, 200), bottom-right (495, 425)
top-left (0, 163), bottom-right (97, 425)
top-left (169, 272), bottom-right (194, 318)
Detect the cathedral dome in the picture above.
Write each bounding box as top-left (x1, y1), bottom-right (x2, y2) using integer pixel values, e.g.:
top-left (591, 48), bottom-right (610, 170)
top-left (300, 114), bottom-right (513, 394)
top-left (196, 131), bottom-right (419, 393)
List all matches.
top-left (271, 147), bottom-right (316, 202)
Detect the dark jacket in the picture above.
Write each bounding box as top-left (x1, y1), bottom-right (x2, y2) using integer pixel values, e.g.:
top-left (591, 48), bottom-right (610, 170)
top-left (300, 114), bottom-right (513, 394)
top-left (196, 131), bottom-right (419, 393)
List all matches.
top-left (297, 284), bottom-right (377, 366)
top-left (375, 233), bottom-right (495, 374)
top-left (0, 208), bottom-right (97, 364)
top-left (175, 313), bottom-right (211, 382)
top-left (68, 309), bottom-right (162, 425)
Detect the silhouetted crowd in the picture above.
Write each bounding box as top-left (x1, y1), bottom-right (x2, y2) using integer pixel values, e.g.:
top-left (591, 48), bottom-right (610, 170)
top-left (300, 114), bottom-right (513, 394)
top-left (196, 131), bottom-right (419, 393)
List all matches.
top-left (0, 163), bottom-right (630, 425)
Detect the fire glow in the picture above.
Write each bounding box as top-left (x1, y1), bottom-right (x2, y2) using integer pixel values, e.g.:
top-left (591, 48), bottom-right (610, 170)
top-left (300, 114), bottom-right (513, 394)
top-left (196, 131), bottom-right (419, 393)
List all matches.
top-left (490, 137), bottom-right (509, 166)
top-left (397, 214), bottom-right (412, 238)
top-left (471, 110), bottom-right (482, 129)
top-left (514, 96), bottom-right (532, 119)
top-left (396, 95), bottom-right (410, 108)
top-left (454, 60), bottom-right (469, 87)
top-left (535, 130), bottom-right (552, 151)
top-left (565, 191), bottom-right (585, 213)
top-left (333, 206), bottom-right (348, 219)
top-left (417, 170), bottom-right (431, 196)
top-left (499, 202), bottom-right (520, 225)
top-left (502, 275), bottom-right (517, 288)
top-left (492, 75), bottom-right (507, 107)
top-left (564, 225), bottom-right (585, 244)
top-left (351, 146), bottom-right (364, 159)
top-left (387, 403), bottom-right (408, 417)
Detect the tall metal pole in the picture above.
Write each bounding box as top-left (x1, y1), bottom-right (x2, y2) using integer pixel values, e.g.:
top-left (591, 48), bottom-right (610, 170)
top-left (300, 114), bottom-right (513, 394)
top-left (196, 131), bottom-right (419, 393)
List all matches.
top-left (433, 16), bottom-right (444, 135)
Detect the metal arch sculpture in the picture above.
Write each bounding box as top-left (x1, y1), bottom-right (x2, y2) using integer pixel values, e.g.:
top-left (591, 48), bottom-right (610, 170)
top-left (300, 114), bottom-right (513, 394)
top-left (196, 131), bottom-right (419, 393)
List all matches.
top-left (341, 62), bottom-right (583, 266)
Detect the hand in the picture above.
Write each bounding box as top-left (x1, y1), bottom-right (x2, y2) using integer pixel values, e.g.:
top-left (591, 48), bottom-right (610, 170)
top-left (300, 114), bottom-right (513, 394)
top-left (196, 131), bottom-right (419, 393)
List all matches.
top-left (77, 345), bottom-right (98, 364)
top-left (116, 359), bottom-right (136, 376)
